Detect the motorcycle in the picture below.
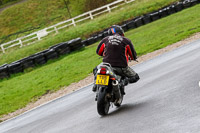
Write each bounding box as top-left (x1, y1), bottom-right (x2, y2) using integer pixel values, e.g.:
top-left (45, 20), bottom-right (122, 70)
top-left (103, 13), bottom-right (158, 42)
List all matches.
top-left (94, 62), bottom-right (128, 116)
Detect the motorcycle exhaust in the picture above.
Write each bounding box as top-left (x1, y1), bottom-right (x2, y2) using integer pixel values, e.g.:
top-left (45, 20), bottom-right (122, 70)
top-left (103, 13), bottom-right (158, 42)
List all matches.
top-left (112, 80), bottom-right (121, 99)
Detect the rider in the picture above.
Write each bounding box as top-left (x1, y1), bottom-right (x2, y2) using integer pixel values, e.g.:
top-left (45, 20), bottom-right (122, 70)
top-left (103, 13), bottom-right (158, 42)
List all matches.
top-left (93, 25), bottom-right (140, 94)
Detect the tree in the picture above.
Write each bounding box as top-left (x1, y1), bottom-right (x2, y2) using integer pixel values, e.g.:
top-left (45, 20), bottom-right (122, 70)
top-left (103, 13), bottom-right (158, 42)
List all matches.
top-left (63, 0), bottom-right (72, 18)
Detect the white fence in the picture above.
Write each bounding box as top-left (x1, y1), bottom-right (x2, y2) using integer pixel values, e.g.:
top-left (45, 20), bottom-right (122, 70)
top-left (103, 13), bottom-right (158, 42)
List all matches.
top-left (0, 0), bottom-right (135, 53)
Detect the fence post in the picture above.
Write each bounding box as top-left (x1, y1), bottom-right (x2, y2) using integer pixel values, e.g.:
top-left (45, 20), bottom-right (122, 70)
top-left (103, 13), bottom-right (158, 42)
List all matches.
top-left (37, 33), bottom-right (41, 40)
top-left (107, 6), bottom-right (111, 12)
top-left (19, 39), bottom-right (23, 47)
top-left (1, 45), bottom-right (5, 53)
top-left (72, 19), bottom-right (76, 26)
top-left (54, 27), bottom-right (59, 34)
top-left (89, 12), bottom-right (94, 19)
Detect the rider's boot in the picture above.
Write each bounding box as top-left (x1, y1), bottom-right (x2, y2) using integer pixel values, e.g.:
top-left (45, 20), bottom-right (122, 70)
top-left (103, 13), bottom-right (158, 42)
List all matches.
top-left (129, 73), bottom-right (140, 83)
top-left (92, 66), bottom-right (98, 92)
top-left (92, 84), bottom-right (97, 92)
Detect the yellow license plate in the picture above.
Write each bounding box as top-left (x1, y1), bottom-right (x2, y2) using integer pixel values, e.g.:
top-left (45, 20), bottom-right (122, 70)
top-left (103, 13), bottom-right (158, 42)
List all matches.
top-left (96, 75), bottom-right (109, 85)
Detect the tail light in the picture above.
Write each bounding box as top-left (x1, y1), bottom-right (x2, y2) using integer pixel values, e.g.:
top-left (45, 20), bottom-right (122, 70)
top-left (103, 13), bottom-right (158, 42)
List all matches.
top-left (100, 67), bottom-right (107, 75)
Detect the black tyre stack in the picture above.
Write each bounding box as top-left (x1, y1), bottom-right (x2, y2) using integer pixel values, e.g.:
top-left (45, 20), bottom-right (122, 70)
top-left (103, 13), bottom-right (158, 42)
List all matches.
top-left (83, 37), bottom-right (96, 46)
top-left (8, 61), bottom-right (23, 75)
top-left (175, 2), bottom-right (184, 12)
top-left (121, 24), bottom-right (128, 32)
top-left (50, 42), bottom-right (71, 55)
top-left (150, 12), bottom-right (160, 21)
top-left (19, 57), bottom-right (35, 69)
top-left (68, 38), bottom-right (83, 51)
top-left (135, 17), bottom-right (144, 27)
top-left (0, 64), bottom-right (9, 79)
top-left (142, 15), bottom-right (152, 24)
top-left (43, 49), bottom-right (59, 61)
top-left (97, 33), bottom-right (104, 40)
top-left (32, 52), bottom-right (47, 65)
top-left (126, 20), bottom-right (136, 29)
top-left (159, 8), bottom-right (169, 18)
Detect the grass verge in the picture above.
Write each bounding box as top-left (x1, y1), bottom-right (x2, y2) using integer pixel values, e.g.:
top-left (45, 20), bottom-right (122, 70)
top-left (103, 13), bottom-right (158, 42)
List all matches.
top-left (0, 0), bottom-right (87, 39)
top-left (0, 0), bottom-right (180, 65)
top-left (0, 4), bottom-right (200, 118)
top-left (0, 0), bottom-right (23, 9)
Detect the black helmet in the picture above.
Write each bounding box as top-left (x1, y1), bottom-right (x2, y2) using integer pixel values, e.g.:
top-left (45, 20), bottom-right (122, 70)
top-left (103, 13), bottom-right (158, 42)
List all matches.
top-left (108, 25), bottom-right (124, 36)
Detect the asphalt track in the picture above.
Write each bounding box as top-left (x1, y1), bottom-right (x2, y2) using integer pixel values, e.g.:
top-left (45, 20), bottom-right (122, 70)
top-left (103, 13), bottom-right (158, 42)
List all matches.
top-left (1, 39), bottom-right (200, 133)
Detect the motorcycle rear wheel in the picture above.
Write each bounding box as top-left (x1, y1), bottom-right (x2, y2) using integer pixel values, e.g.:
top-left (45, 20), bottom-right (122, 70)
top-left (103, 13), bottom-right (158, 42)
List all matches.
top-left (97, 87), bottom-right (110, 116)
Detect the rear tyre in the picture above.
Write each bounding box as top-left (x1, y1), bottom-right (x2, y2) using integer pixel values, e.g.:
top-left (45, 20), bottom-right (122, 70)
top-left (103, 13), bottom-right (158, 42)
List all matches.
top-left (97, 87), bottom-right (110, 116)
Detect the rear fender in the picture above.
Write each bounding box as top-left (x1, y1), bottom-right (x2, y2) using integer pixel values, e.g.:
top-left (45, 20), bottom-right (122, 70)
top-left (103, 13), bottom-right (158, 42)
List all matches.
top-left (98, 86), bottom-right (108, 93)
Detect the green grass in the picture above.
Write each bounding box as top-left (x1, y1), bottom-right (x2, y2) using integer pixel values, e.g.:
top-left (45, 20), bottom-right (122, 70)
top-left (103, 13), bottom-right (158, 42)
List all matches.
top-left (0, 4), bottom-right (200, 118)
top-left (0, 0), bottom-right (86, 37)
top-left (0, 0), bottom-right (23, 9)
top-left (0, 0), bottom-right (114, 42)
top-left (0, 0), bottom-right (180, 65)
top-left (130, 5), bottom-right (200, 55)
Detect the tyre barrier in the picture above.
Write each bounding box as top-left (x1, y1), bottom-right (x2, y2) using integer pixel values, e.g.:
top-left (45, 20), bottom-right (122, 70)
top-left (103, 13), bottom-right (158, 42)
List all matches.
top-left (32, 52), bottom-right (47, 65)
top-left (82, 31), bottom-right (109, 46)
top-left (50, 42), bottom-right (71, 55)
top-left (87, 37), bottom-right (96, 46)
top-left (121, 24), bottom-right (128, 32)
top-left (0, 38), bottom-right (84, 80)
top-left (19, 56), bottom-right (35, 69)
top-left (97, 33), bottom-right (104, 40)
top-left (183, 0), bottom-right (193, 7)
top-left (44, 49), bottom-right (59, 61)
top-left (81, 39), bottom-right (89, 46)
top-left (174, 2), bottom-right (184, 12)
top-left (149, 12), bottom-right (160, 21)
top-left (1, 0), bottom-right (199, 80)
top-left (68, 38), bottom-right (83, 51)
top-left (8, 61), bottom-right (23, 75)
top-left (135, 17), bottom-right (144, 27)
top-left (159, 8), bottom-right (169, 18)
top-left (191, 0), bottom-right (200, 5)
top-left (166, 5), bottom-right (176, 15)
top-left (83, 37), bottom-right (95, 46)
top-left (103, 31), bottom-right (109, 38)
top-left (142, 15), bottom-right (152, 24)
top-left (183, 0), bottom-right (199, 7)
top-left (0, 64), bottom-right (9, 79)
top-left (94, 35), bottom-right (102, 42)
top-left (126, 20), bottom-right (137, 29)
